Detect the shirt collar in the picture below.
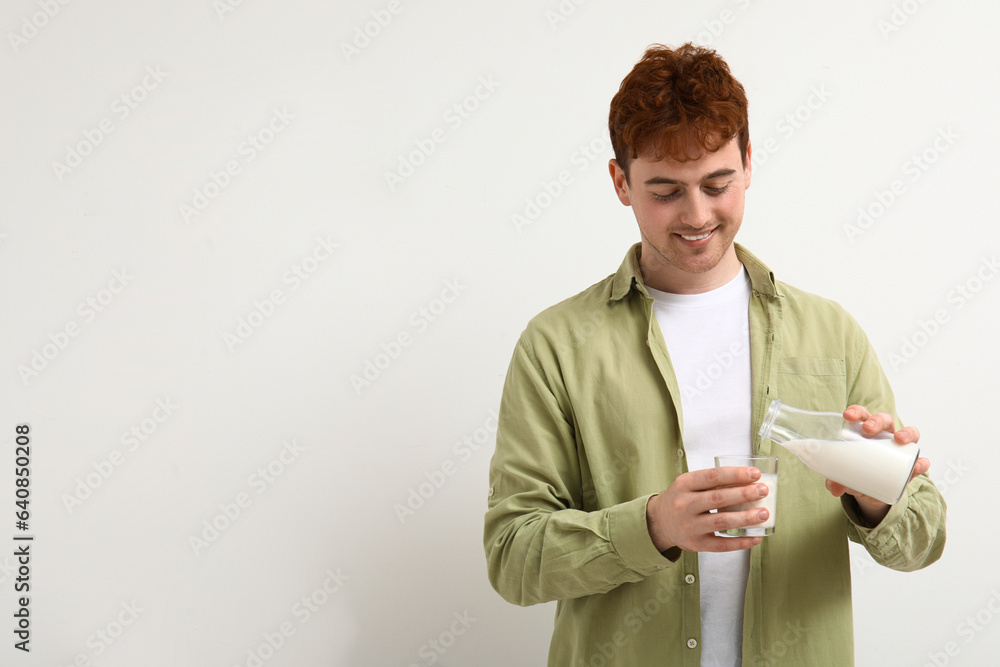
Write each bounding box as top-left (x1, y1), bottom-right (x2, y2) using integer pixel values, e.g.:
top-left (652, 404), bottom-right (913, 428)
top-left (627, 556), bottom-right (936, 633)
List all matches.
top-left (609, 242), bottom-right (783, 301)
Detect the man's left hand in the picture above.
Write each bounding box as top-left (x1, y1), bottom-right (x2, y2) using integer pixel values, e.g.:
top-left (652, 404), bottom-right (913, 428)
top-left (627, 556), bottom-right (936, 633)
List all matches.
top-left (825, 405), bottom-right (930, 526)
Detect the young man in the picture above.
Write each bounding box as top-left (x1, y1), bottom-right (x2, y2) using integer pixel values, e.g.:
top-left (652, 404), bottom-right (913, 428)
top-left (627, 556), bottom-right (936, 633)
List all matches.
top-left (483, 43), bottom-right (946, 666)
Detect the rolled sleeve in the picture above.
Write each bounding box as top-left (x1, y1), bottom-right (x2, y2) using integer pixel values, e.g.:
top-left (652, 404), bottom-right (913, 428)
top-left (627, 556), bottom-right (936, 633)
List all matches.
top-left (845, 474), bottom-right (947, 571)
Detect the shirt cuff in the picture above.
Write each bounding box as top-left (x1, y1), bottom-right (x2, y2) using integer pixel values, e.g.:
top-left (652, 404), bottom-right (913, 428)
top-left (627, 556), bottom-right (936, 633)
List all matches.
top-left (608, 494), bottom-right (681, 575)
top-left (841, 491), bottom-right (907, 554)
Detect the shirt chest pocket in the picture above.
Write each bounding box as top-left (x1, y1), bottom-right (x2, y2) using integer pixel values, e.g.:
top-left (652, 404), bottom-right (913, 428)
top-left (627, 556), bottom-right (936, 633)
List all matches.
top-left (776, 357), bottom-right (846, 412)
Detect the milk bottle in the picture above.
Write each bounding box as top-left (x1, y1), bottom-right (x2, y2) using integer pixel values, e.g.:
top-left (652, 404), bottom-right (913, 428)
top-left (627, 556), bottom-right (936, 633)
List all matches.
top-left (758, 399), bottom-right (920, 505)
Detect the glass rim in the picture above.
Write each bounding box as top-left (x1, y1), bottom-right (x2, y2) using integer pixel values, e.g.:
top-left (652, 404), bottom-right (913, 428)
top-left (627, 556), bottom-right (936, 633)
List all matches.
top-left (714, 455), bottom-right (778, 463)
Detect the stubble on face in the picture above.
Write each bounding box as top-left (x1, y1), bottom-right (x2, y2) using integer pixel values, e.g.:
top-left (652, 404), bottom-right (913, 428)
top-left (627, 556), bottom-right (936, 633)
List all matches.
top-left (612, 138), bottom-right (751, 294)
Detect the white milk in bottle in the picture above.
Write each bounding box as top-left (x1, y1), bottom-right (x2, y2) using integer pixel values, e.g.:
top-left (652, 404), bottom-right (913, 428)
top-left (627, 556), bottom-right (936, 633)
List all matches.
top-left (759, 400), bottom-right (919, 505)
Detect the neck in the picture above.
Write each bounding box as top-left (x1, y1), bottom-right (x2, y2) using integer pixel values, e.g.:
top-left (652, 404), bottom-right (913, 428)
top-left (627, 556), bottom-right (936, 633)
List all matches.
top-left (640, 244), bottom-right (742, 295)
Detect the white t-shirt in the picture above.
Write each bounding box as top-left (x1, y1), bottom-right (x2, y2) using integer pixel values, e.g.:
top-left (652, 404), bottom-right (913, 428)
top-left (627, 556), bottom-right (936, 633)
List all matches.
top-left (646, 266), bottom-right (753, 667)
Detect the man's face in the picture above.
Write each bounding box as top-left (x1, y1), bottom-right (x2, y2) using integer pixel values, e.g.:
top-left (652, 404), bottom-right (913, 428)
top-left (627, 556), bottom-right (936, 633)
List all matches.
top-left (609, 137), bottom-right (751, 293)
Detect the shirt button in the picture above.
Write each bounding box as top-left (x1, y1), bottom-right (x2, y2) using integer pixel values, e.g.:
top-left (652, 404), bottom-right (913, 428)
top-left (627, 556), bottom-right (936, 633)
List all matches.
top-left (687, 638), bottom-right (698, 649)
top-left (684, 574), bottom-right (695, 584)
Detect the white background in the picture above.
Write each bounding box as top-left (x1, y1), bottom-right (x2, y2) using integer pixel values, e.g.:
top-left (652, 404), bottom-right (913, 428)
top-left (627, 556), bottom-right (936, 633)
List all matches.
top-left (0, 0), bottom-right (996, 665)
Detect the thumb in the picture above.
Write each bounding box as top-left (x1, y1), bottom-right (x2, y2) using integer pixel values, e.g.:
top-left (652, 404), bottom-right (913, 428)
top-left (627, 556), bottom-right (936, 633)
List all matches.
top-left (826, 479), bottom-right (847, 498)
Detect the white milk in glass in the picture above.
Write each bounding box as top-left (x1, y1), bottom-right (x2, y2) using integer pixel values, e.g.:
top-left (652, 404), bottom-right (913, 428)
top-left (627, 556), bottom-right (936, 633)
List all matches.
top-left (725, 472), bottom-right (777, 535)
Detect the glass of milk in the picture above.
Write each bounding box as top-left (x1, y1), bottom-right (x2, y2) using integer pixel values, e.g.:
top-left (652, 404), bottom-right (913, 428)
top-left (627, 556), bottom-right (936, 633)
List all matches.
top-left (713, 455), bottom-right (778, 537)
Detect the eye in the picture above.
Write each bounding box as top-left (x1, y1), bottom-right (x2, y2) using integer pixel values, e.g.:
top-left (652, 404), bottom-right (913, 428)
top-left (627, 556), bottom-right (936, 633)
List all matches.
top-left (651, 191), bottom-right (680, 202)
top-left (704, 183), bottom-right (732, 196)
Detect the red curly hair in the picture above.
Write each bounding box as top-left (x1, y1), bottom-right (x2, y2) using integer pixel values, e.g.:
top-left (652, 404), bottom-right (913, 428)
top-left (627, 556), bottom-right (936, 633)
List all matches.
top-left (609, 43), bottom-right (749, 182)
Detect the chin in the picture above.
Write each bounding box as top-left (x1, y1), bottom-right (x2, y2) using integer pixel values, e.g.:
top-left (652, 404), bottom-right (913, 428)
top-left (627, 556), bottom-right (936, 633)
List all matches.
top-left (679, 258), bottom-right (724, 274)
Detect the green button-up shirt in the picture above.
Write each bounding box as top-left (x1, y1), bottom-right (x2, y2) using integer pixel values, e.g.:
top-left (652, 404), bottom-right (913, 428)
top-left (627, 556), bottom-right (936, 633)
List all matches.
top-left (484, 243), bottom-right (946, 666)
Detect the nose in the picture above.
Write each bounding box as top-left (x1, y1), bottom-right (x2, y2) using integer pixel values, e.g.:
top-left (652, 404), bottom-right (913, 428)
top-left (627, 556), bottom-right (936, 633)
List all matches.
top-left (681, 191), bottom-right (712, 229)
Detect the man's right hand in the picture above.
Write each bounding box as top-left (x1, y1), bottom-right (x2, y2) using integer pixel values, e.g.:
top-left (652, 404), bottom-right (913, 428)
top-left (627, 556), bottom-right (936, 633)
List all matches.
top-left (645, 466), bottom-right (769, 554)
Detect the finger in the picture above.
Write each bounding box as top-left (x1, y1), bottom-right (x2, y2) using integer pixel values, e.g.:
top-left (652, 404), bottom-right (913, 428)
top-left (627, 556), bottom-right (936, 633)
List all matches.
top-left (861, 411), bottom-right (896, 436)
top-left (894, 425), bottom-right (920, 444)
top-left (843, 405), bottom-right (871, 422)
top-left (703, 535), bottom-right (762, 552)
top-left (695, 481), bottom-right (770, 515)
top-left (827, 480), bottom-right (888, 507)
top-left (686, 465), bottom-right (760, 492)
top-left (909, 457), bottom-right (930, 480)
top-left (707, 506), bottom-right (770, 536)
top-left (827, 480), bottom-right (874, 502)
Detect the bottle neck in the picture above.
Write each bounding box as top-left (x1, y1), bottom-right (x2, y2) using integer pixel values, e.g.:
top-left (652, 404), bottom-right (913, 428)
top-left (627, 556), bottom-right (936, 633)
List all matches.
top-left (760, 399), bottom-right (798, 443)
top-left (759, 399), bottom-right (846, 443)
top-left (757, 398), bottom-right (788, 445)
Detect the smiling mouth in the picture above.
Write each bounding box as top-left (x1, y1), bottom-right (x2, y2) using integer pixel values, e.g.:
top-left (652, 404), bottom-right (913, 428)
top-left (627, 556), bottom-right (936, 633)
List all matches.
top-left (679, 230), bottom-right (713, 241)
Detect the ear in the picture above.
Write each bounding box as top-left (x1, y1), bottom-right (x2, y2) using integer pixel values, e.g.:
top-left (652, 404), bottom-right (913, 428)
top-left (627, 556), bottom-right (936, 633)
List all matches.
top-left (743, 141), bottom-right (752, 190)
top-left (609, 159), bottom-right (632, 206)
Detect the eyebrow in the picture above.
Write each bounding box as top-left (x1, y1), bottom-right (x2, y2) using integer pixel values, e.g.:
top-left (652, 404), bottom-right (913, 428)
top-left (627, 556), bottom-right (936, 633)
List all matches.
top-left (643, 169), bottom-right (737, 186)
